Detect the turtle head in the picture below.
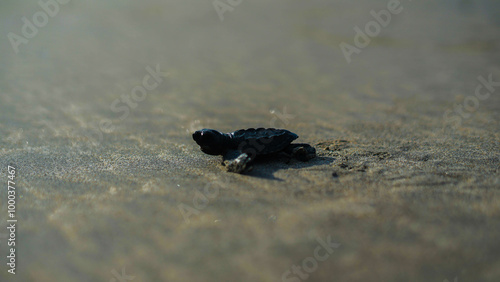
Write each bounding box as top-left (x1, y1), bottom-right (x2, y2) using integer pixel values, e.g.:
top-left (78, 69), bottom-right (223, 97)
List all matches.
top-left (192, 129), bottom-right (228, 155)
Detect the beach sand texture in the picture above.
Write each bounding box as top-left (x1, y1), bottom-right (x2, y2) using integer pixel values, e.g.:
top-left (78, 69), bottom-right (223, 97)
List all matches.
top-left (0, 0), bottom-right (499, 281)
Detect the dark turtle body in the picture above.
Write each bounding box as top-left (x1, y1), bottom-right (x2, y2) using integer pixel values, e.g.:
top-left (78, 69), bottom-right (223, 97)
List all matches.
top-left (193, 128), bottom-right (316, 173)
top-left (229, 128), bottom-right (298, 155)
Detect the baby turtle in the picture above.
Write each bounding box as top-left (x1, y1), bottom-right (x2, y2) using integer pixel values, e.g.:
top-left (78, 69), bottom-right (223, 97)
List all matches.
top-left (192, 128), bottom-right (316, 173)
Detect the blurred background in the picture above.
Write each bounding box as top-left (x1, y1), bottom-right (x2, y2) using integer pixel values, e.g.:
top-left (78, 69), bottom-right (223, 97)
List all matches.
top-left (0, 0), bottom-right (499, 281)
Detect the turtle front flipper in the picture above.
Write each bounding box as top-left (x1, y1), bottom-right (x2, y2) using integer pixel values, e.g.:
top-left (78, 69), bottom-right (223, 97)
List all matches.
top-left (222, 150), bottom-right (254, 173)
top-left (284, 143), bottom-right (316, 162)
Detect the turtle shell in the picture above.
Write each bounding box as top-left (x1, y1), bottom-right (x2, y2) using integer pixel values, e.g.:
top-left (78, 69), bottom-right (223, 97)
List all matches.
top-left (229, 128), bottom-right (298, 155)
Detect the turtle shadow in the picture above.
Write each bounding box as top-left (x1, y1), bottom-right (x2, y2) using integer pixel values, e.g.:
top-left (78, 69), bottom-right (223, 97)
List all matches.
top-left (243, 155), bottom-right (335, 180)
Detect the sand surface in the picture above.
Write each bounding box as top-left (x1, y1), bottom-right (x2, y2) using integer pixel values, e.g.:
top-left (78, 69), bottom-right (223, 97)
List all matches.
top-left (0, 0), bottom-right (499, 281)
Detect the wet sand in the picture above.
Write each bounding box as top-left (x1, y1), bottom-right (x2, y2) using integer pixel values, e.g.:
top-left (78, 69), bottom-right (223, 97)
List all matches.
top-left (0, 0), bottom-right (499, 281)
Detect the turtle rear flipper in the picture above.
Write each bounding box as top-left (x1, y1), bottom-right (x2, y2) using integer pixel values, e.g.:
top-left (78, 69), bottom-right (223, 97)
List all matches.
top-left (222, 150), bottom-right (254, 173)
top-left (284, 143), bottom-right (316, 162)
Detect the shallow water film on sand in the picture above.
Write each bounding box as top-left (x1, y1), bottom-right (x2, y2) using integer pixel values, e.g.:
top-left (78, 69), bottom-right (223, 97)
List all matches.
top-left (0, 0), bottom-right (499, 281)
